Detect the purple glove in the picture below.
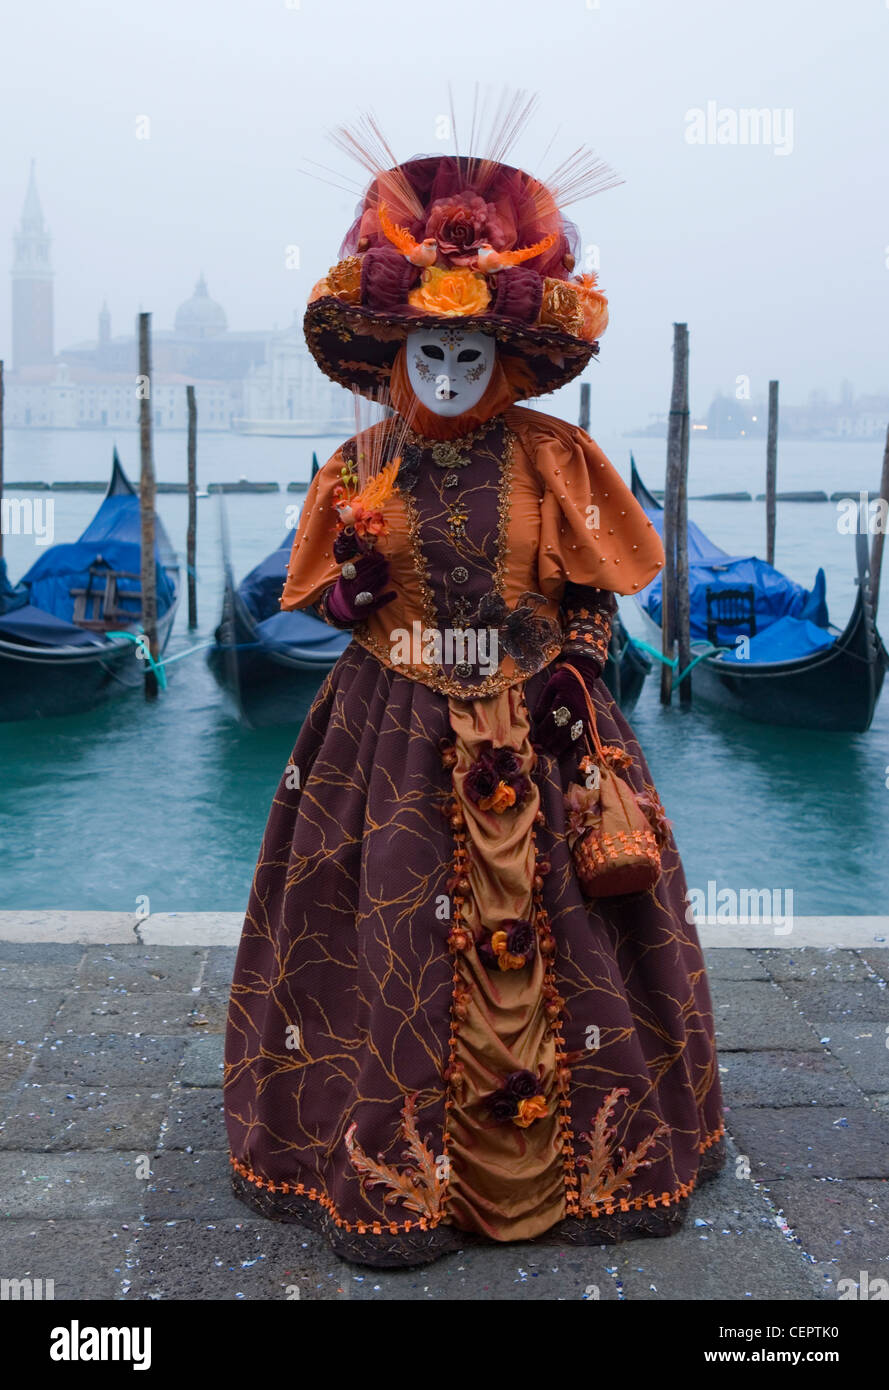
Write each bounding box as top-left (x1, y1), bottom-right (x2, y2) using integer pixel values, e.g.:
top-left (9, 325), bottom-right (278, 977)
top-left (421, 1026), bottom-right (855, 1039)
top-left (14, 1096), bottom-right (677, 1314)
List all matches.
top-left (325, 549), bottom-right (396, 625)
top-left (531, 655), bottom-right (600, 757)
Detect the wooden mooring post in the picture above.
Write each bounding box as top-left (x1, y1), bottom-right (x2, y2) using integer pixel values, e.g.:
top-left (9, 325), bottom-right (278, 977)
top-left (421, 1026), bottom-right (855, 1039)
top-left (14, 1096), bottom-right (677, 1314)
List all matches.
top-left (661, 323), bottom-right (690, 704)
top-left (0, 361), bottom-right (5, 563)
top-left (186, 384), bottom-right (198, 629)
top-left (138, 313), bottom-right (159, 698)
top-left (766, 380), bottom-right (779, 566)
top-left (871, 420), bottom-right (889, 620)
top-left (676, 347), bottom-right (692, 705)
top-left (579, 381), bottom-right (591, 434)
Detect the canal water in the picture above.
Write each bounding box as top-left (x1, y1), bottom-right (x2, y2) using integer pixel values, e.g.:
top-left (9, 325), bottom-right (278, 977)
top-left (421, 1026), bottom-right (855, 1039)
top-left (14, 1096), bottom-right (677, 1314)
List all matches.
top-left (1, 425), bottom-right (886, 917)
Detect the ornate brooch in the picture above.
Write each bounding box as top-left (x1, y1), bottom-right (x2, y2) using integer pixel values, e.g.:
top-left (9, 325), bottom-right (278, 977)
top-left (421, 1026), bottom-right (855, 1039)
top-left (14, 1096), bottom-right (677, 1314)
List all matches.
top-left (476, 591), bottom-right (560, 672)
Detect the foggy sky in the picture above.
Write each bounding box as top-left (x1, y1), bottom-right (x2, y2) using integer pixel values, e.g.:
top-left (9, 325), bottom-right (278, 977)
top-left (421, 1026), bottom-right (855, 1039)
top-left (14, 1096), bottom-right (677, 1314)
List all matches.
top-left (2, 0), bottom-right (888, 435)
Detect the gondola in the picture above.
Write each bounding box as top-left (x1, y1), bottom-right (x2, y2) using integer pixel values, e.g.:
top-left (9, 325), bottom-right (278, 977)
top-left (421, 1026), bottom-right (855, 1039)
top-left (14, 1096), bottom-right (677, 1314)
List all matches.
top-left (629, 458), bottom-right (886, 731)
top-left (0, 451), bottom-right (180, 722)
top-left (206, 491), bottom-right (351, 729)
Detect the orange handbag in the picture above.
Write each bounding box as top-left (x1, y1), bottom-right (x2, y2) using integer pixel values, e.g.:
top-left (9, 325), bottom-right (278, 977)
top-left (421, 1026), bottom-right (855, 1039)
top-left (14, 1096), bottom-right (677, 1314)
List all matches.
top-left (559, 663), bottom-right (662, 898)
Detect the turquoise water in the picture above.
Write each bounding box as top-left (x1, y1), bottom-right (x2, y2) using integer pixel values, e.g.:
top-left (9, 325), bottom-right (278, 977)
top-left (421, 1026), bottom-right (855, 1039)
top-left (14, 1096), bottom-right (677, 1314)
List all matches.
top-left (0, 426), bottom-right (886, 915)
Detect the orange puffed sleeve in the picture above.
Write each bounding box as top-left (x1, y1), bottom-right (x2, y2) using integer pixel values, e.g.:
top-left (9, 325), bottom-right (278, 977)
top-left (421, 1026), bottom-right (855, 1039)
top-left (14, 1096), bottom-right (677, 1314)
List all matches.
top-left (279, 450), bottom-right (345, 611)
top-left (511, 407), bottom-right (664, 599)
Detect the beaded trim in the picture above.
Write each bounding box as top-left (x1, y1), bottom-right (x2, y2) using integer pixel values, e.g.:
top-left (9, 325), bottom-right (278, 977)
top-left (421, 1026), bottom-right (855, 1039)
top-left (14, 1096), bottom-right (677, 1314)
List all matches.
top-left (229, 1155), bottom-right (445, 1235)
top-left (228, 1120), bottom-right (726, 1232)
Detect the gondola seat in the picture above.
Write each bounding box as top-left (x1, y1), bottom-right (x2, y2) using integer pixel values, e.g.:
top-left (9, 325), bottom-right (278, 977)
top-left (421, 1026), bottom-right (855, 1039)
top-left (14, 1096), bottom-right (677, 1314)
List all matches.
top-left (70, 563), bottom-right (142, 632)
top-left (705, 585), bottom-right (757, 646)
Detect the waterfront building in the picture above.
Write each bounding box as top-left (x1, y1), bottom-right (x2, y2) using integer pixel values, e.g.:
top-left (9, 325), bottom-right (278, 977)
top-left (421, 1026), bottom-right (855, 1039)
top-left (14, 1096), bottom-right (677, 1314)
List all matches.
top-left (5, 170), bottom-right (351, 434)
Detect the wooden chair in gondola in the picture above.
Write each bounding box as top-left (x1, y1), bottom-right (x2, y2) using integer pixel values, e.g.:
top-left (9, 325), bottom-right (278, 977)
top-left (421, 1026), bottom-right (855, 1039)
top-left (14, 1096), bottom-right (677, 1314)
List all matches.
top-left (70, 561), bottom-right (142, 632)
top-left (705, 585), bottom-right (757, 647)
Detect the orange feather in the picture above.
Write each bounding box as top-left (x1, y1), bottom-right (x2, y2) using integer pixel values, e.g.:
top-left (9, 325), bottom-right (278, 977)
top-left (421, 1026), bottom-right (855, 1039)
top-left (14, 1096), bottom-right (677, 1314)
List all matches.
top-left (378, 201), bottom-right (419, 256)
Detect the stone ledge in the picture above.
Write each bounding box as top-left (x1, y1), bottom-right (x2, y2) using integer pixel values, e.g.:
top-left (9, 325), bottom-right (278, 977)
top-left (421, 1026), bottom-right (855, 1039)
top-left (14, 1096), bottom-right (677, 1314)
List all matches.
top-left (1, 912), bottom-right (886, 949)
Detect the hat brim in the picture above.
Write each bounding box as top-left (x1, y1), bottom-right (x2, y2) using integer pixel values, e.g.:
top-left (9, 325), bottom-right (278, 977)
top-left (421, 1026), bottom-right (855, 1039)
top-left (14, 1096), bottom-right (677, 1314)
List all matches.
top-left (304, 296), bottom-right (597, 402)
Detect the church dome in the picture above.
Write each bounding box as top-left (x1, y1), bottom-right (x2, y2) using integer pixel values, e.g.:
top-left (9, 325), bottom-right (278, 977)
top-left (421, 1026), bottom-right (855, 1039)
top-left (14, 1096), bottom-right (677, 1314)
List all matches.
top-left (174, 274), bottom-right (228, 337)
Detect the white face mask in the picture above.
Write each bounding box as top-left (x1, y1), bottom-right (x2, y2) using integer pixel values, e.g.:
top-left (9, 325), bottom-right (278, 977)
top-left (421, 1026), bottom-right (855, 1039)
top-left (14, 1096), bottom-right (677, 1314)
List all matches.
top-left (405, 327), bottom-right (496, 417)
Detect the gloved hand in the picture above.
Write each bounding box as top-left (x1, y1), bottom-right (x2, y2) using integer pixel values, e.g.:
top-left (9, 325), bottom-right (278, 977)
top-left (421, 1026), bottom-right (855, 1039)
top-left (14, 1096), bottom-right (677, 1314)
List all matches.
top-left (325, 549), bottom-right (396, 625)
top-left (530, 654), bottom-right (601, 757)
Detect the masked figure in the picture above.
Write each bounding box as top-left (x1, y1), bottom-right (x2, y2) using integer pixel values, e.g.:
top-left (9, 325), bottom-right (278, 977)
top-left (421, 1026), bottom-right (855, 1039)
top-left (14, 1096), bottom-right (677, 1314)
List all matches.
top-left (224, 141), bottom-right (724, 1267)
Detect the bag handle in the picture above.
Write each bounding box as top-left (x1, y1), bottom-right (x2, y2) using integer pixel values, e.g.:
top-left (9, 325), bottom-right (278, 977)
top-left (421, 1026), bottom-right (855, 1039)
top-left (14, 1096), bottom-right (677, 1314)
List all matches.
top-left (557, 661), bottom-right (607, 760)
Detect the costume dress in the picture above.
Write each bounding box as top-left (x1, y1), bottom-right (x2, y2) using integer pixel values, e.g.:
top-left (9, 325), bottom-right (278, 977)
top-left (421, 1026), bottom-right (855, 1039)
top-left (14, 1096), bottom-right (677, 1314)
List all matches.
top-left (224, 151), bottom-right (724, 1267)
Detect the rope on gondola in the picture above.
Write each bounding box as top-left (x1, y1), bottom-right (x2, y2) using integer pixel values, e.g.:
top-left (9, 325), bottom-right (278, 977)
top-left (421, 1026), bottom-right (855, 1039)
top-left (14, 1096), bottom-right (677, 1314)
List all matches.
top-left (105, 630), bottom-right (168, 689)
top-left (629, 636), bottom-right (727, 685)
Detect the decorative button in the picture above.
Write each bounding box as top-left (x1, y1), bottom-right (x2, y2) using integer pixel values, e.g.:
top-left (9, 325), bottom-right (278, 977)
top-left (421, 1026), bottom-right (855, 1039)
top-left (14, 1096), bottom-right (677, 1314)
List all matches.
top-left (451, 566), bottom-right (469, 584)
top-left (454, 662), bottom-right (473, 679)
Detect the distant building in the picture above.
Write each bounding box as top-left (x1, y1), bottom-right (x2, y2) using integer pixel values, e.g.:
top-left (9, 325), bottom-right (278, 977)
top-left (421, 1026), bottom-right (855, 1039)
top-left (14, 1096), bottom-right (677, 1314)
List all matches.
top-left (705, 387), bottom-right (889, 441)
top-left (11, 161), bottom-right (53, 369)
top-left (6, 169), bottom-right (351, 434)
top-left (234, 313), bottom-right (353, 436)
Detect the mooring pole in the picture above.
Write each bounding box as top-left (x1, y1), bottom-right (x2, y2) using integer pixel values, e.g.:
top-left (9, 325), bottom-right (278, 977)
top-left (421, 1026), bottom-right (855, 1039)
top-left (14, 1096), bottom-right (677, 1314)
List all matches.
top-left (676, 341), bottom-right (692, 705)
top-left (871, 420), bottom-right (889, 620)
top-left (766, 380), bottom-right (779, 567)
top-left (579, 381), bottom-right (591, 434)
top-left (661, 323), bottom-right (688, 704)
top-left (138, 312), bottom-right (159, 698)
top-left (186, 384), bottom-right (198, 629)
top-left (0, 361), bottom-right (5, 563)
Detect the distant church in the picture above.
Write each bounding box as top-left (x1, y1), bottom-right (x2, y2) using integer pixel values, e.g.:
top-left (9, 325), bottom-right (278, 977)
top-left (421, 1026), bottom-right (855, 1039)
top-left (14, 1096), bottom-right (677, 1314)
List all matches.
top-left (6, 165), bottom-right (352, 435)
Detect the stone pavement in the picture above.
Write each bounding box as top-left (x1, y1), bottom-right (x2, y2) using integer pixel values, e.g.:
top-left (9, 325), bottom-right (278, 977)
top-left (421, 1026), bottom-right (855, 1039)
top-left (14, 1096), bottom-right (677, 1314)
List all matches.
top-left (1, 924), bottom-right (887, 1301)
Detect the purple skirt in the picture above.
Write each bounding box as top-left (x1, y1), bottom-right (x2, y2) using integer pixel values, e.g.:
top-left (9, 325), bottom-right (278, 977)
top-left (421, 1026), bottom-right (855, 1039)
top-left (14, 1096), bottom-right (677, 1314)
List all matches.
top-left (224, 643), bottom-right (724, 1267)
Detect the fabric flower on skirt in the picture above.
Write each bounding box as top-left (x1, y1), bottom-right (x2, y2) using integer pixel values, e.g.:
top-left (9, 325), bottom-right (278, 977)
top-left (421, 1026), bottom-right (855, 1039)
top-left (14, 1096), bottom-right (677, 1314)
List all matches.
top-left (477, 919), bottom-right (536, 972)
top-left (464, 743), bottom-right (531, 813)
top-left (486, 1069), bottom-right (548, 1127)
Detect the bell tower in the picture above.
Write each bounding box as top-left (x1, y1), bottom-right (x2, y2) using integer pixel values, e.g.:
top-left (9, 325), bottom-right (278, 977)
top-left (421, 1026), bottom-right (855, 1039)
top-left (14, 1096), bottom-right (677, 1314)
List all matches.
top-left (11, 161), bottom-right (54, 369)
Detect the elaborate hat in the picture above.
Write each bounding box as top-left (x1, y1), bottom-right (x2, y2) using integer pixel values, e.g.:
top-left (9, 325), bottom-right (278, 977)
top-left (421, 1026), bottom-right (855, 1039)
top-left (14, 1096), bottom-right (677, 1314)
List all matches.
top-left (304, 110), bottom-right (618, 402)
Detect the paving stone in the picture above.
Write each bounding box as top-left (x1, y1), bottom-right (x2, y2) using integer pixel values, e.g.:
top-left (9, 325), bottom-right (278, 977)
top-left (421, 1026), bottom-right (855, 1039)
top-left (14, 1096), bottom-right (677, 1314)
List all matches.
top-left (0, 1218), bottom-right (133, 1299)
top-left (203, 947), bottom-right (238, 993)
top-left (703, 949), bottom-right (770, 982)
top-left (0, 1151), bottom-right (146, 1218)
top-left (53, 991), bottom-right (198, 1037)
top-left (179, 1034), bottom-right (224, 1087)
top-left (127, 1217), bottom-right (349, 1300)
top-left (761, 1179), bottom-right (889, 1272)
top-left (0, 988), bottom-right (63, 1043)
top-left (711, 981), bottom-right (821, 1051)
top-left (0, 1084), bottom-right (167, 1152)
top-left (0, 942), bottom-right (85, 967)
top-left (605, 1160), bottom-right (823, 1300)
top-left (780, 980), bottom-right (889, 1024)
top-left (821, 1023), bottom-right (889, 1095)
top-left (186, 990), bottom-right (228, 1033)
top-left (0, 1043), bottom-right (36, 1093)
top-left (76, 945), bottom-right (205, 993)
top-left (856, 950), bottom-right (889, 983)
top-left (718, 1050), bottom-right (863, 1108)
top-left (347, 1240), bottom-right (623, 1300)
top-left (756, 949), bottom-right (873, 984)
top-left (32, 1034), bottom-right (185, 1086)
top-left (143, 1149), bottom-right (246, 1221)
top-left (162, 1087), bottom-right (226, 1150)
top-left (0, 960), bottom-right (82, 991)
top-left (726, 1106), bottom-right (889, 1180)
